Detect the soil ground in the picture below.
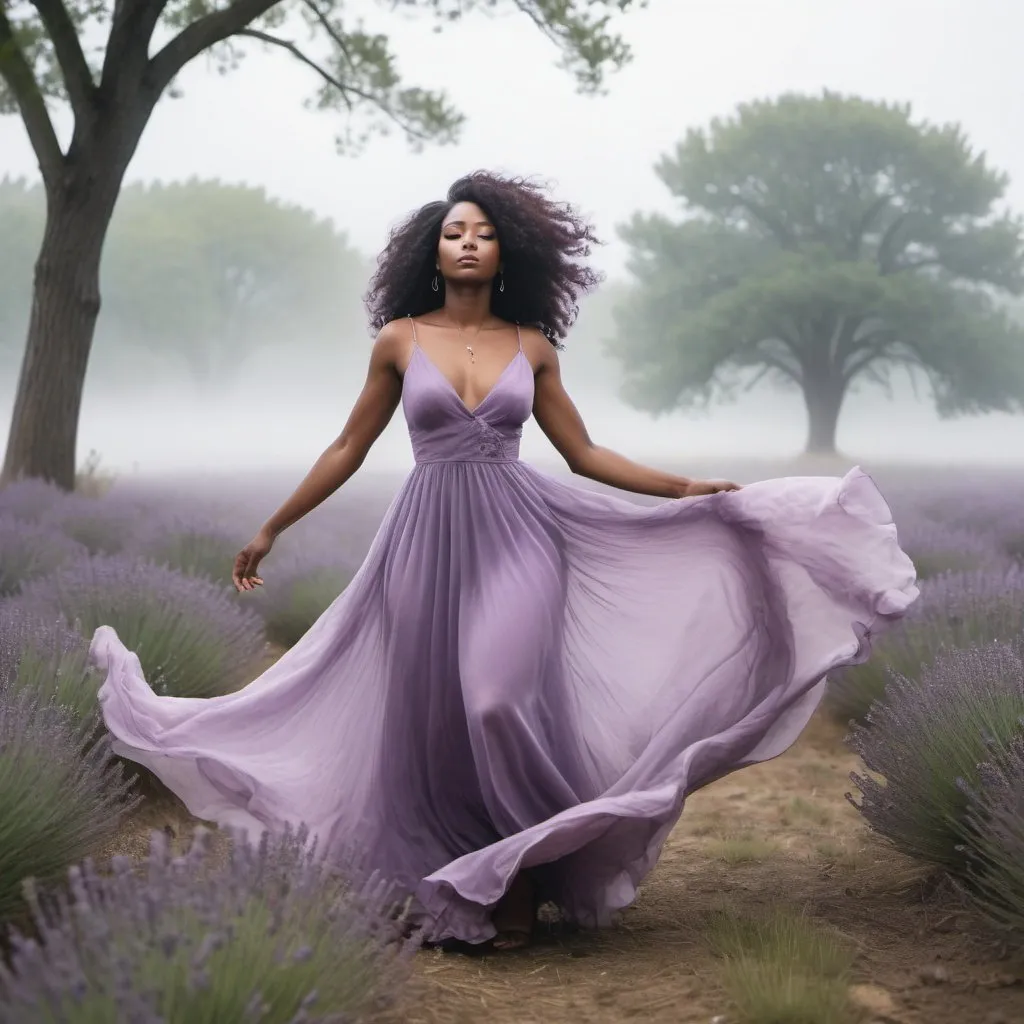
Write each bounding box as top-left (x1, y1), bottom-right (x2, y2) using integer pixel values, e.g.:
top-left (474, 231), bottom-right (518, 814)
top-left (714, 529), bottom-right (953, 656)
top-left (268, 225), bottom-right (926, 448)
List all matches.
top-left (101, 714), bottom-right (1024, 1024)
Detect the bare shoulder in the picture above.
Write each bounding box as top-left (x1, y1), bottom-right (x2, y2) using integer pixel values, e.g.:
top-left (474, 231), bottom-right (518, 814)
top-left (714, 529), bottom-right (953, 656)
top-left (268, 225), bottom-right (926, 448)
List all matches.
top-left (518, 325), bottom-right (558, 372)
top-left (373, 318), bottom-right (416, 369)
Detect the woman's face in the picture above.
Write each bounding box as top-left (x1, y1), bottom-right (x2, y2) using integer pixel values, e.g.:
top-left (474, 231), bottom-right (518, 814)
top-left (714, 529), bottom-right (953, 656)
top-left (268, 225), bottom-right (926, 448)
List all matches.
top-left (436, 201), bottom-right (501, 286)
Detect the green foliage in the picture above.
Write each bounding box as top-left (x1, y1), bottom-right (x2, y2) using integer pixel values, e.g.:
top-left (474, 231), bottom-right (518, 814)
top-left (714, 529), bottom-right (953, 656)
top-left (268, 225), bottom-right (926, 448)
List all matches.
top-left (702, 907), bottom-right (858, 1024)
top-left (20, 556), bottom-right (268, 700)
top-left (252, 562), bottom-right (354, 649)
top-left (610, 92), bottom-right (1024, 452)
top-left (826, 569), bottom-right (1024, 725)
top-left (141, 523), bottom-right (240, 583)
top-left (0, 0), bottom-right (641, 154)
top-left (8, 644), bottom-right (98, 724)
top-left (0, 691), bottom-right (137, 921)
top-left (0, 178), bottom-right (367, 381)
top-left (850, 643), bottom-right (1024, 874)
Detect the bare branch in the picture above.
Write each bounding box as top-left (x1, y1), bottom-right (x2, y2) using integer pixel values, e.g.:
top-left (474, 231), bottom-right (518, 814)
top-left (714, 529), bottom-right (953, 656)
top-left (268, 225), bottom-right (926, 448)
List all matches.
top-left (240, 28), bottom-right (352, 115)
top-left (29, 0), bottom-right (96, 120)
top-left (0, 3), bottom-right (63, 187)
top-left (300, 0), bottom-right (354, 71)
top-left (147, 0), bottom-right (279, 95)
top-left (238, 28), bottom-right (434, 141)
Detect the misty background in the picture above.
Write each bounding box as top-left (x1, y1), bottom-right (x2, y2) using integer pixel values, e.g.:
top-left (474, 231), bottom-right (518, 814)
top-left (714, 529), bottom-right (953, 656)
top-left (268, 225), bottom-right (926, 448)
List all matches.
top-left (3, 0), bottom-right (1024, 478)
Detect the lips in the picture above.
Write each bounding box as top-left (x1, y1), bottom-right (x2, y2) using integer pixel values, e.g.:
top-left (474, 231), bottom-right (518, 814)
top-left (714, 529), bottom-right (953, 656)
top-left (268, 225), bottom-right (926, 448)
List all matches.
top-left (456, 256), bottom-right (479, 265)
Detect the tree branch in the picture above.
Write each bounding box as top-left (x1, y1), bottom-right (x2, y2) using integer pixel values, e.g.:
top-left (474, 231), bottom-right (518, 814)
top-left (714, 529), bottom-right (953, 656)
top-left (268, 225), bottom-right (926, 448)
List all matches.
top-left (102, 0), bottom-right (169, 93)
top-left (147, 0), bottom-right (279, 95)
top-left (0, 3), bottom-right (63, 187)
top-left (28, 0), bottom-right (96, 120)
top-left (300, 0), bottom-right (355, 74)
top-left (237, 28), bottom-right (433, 141)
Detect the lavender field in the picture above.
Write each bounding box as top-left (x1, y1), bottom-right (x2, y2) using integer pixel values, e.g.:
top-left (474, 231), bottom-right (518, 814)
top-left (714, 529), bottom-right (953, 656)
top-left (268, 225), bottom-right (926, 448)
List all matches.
top-left (2, 458), bottom-right (1024, 1022)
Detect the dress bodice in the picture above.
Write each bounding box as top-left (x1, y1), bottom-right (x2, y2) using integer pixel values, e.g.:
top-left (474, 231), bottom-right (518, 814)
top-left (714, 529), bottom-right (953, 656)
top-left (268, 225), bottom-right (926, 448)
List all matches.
top-left (402, 344), bottom-right (534, 465)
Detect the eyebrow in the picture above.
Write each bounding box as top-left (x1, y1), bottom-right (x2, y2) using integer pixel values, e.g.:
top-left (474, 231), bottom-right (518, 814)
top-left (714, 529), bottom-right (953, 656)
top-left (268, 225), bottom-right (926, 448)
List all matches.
top-left (442, 220), bottom-right (494, 229)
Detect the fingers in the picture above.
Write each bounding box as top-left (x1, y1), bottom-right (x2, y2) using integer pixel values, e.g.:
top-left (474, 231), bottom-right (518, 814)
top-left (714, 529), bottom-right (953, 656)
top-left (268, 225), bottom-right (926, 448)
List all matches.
top-left (232, 549), bottom-right (265, 592)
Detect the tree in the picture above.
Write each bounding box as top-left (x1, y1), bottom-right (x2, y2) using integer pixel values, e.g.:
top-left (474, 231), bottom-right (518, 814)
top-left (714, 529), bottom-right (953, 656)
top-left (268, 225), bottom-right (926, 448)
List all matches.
top-left (0, 178), bottom-right (368, 386)
top-left (101, 180), bottom-right (368, 385)
top-left (608, 93), bottom-right (1024, 455)
top-left (0, 0), bottom-right (642, 488)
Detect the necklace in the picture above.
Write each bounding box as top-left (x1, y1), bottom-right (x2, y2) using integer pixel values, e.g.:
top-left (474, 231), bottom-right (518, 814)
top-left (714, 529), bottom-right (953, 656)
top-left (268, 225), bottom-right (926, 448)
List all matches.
top-left (450, 318), bottom-right (484, 363)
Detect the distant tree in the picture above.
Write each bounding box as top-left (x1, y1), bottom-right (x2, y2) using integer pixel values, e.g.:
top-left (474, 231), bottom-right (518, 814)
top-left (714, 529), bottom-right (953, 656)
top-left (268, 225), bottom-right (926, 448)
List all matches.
top-left (0, 179), bottom-right (367, 386)
top-left (102, 180), bottom-right (368, 385)
top-left (0, 0), bottom-right (642, 488)
top-left (609, 93), bottom-right (1024, 455)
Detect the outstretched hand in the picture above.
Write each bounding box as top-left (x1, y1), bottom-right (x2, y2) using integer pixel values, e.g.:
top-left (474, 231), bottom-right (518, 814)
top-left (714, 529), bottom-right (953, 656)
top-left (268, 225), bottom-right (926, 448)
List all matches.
top-left (233, 528), bottom-right (274, 592)
top-left (683, 479), bottom-right (742, 497)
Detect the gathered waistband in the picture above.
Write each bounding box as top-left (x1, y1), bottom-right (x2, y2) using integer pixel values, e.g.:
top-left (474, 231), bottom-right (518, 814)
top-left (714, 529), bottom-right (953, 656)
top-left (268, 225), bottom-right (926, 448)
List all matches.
top-left (413, 457), bottom-right (521, 465)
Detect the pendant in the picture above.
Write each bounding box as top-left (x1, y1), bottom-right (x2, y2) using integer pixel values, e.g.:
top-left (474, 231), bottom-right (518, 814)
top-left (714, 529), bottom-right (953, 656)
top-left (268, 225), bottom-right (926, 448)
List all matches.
top-left (466, 345), bottom-right (475, 363)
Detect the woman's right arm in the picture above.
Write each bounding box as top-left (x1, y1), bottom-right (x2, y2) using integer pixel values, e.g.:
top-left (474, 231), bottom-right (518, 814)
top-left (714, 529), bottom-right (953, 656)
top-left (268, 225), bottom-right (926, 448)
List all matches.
top-left (233, 322), bottom-right (406, 591)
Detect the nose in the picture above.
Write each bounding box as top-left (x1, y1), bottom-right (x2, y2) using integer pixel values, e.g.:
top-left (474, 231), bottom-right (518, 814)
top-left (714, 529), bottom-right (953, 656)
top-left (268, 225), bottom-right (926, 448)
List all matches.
top-left (462, 238), bottom-right (477, 250)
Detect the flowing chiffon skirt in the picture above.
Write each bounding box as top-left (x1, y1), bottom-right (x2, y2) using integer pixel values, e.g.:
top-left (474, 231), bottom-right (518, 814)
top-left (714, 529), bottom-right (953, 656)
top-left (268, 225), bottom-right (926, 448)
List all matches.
top-left (93, 458), bottom-right (917, 944)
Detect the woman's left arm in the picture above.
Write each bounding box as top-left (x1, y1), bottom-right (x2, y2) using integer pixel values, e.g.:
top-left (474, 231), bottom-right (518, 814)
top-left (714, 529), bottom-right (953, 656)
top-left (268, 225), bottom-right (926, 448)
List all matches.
top-left (530, 332), bottom-right (739, 499)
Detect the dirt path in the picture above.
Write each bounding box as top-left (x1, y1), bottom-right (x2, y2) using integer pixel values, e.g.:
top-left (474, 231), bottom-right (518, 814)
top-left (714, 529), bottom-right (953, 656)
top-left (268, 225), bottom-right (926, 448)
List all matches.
top-left (106, 716), bottom-right (1024, 1024)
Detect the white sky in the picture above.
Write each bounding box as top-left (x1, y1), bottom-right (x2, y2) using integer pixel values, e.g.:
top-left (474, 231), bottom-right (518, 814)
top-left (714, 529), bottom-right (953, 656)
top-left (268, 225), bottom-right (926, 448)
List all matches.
top-left (3, 0), bottom-right (1024, 473)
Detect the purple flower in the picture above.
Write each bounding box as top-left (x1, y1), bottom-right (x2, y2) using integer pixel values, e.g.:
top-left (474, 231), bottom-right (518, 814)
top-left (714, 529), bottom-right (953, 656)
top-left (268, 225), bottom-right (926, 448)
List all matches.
top-left (0, 516), bottom-right (88, 598)
top-left (848, 640), bottom-right (1024, 873)
top-left (0, 601), bottom-right (97, 722)
top-left (0, 681), bottom-right (137, 921)
top-left (40, 492), bottom-right (150, 556)
top-left (897, 517), bottom-right (1008, 580)
top-left (249, 548), bottom-right (356, 650)
top-left (962, 735), bottom-right (1024, 935)
top-left (18, 555), bottom-right (268, 699)
top-left (0, 478), bottom-right (66, 521)
top-left (827, 566), bottom-right (1024, 724)
top-left (129, 512), bottom-right (242, 585)
top-left (0, 826), bottom-right (416, 1022)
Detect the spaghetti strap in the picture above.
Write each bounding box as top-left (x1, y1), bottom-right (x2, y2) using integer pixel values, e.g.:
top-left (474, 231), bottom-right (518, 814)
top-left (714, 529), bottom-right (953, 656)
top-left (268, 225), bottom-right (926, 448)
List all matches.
top-left (515, 322), bottom-right (523, 353)
top-left (407, 314), bottom-right (419, 346)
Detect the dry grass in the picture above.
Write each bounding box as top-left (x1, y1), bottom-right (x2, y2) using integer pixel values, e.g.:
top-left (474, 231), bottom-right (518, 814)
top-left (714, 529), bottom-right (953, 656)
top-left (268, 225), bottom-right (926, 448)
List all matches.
top-left (706, 836), bottom-right (780, 864)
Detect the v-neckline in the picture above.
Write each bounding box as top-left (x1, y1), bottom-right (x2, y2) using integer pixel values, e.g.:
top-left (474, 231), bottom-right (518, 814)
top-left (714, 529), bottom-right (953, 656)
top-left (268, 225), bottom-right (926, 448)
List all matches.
top-left (414, 345), bottom-right (523, 416)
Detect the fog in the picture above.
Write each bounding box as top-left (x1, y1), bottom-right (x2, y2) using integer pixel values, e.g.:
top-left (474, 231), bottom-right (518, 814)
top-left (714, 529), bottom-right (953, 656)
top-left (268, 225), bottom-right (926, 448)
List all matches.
top-left (3, 0), bottom-right (1024, 477)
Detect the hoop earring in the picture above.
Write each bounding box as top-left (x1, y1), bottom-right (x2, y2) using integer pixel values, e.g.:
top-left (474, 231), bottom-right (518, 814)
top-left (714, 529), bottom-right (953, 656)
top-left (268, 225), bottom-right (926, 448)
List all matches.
top-left (499, 273), bottom-right (505, 294)
top-left (431, 275), bottom-right (439, 293)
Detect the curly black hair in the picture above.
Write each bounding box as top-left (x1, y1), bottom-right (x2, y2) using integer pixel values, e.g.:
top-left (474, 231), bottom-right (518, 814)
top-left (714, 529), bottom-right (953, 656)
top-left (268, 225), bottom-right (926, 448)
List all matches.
top-left (364, 171), bottom-right (602, 345)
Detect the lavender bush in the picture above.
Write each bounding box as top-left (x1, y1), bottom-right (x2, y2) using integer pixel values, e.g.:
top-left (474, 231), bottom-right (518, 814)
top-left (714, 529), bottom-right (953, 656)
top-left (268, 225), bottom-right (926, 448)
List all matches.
top-left (962, 735), bottom-right (1024, 936)
top-left (250, 552), bottom-right (355, 649)
top-left (898, 518), bottom-right (1007, 579)
top-left (0, 686), bottom-right (137, 922)
top-left (19, 555), bottom-right (268, 699)
top-left (827, 567), bottom-right (1024, 724)
top-left (0, 517), bottom-right (87, 598)
top-left (0, 478), bottom-right (66, 521)
top-left (0, 604), bottom-right (98, 723)
top-left (40, 492), bottom-right (148, 556)
top-left (0, 826), bottom-right (415, 1024)
top-left (849, 641), bottom-right (1024, 873)
top-left (134, 514), bottom-right (241, 584)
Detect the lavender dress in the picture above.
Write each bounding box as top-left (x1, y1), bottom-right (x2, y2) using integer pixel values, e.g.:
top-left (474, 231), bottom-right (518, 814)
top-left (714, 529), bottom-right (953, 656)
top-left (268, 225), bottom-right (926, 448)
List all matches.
top-left (92, 322), bottom-right (917, 944)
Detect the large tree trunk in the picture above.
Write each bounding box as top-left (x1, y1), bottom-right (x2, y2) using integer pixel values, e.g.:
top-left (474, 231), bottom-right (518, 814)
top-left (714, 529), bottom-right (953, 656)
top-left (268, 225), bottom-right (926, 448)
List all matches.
top-left (802, 379), bottom-right (845, 455)
top-left (2, 137), bottom-right (139, 490)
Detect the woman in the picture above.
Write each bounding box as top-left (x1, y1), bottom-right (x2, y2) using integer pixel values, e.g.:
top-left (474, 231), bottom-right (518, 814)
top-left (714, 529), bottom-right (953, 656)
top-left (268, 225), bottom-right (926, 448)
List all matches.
top-left (92, 171), bottom-right (917, 951)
